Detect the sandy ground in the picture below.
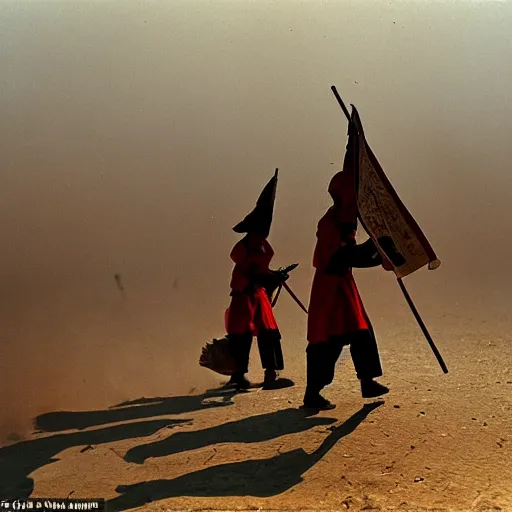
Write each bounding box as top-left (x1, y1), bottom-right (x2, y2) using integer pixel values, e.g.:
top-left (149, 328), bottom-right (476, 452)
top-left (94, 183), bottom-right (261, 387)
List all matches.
top-left (2, 318), bottom-right (512, 512)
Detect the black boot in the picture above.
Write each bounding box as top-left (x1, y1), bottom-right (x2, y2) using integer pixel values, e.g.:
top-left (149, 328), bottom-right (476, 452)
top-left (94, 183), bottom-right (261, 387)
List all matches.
top-left (302, 342), bottom-right (337, 409)
top-left (228, 372), bottom-right (252, 390)
top-left (262, 368), bottom-right (278, 389)
top-left (303, 388), bottom-right (336, 410)
top-left (261, 369), bottom-right (294, 390)
top-left (361, 379), bottom-right (389, 398)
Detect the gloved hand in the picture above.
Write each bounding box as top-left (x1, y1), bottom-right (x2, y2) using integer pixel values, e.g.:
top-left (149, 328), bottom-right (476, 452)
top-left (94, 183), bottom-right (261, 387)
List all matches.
top-left (381, 255), bottom-right (394, 271)
top-left (273, 269), bottom-right (290, 282)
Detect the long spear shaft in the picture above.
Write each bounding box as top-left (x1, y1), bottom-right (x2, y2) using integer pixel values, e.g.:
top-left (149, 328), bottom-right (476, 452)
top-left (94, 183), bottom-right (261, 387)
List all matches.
top-left (397, 278), bottom-right (448, 373)
top-left (271, 284), bottom-right (282, 307)
top-left (282, 282), bottom-right (309, 314)
top-left (330, 85), bottom-right (448, 374)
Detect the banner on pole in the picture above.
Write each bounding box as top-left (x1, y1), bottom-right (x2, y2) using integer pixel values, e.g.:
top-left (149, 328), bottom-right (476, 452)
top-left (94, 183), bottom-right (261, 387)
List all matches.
top-left (350, 105), bottom-right (441, 279)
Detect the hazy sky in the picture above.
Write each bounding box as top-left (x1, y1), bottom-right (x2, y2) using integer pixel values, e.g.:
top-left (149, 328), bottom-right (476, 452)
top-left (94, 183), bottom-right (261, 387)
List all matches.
top-left (1, 0), bottom-right (512, 440)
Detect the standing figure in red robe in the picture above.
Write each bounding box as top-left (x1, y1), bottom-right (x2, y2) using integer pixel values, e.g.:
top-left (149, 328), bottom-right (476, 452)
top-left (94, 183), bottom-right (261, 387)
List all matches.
top-left (225, 169), bottom-right (290, 390)
top-left (304, 125), bottom-right (392, 410)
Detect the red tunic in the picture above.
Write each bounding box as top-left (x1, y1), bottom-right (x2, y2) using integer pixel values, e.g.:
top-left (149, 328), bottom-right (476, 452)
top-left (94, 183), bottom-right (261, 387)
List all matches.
top-left (307, 208), bottom-right (369, 344)
top-left (225, 236), bottom-right (279, 336)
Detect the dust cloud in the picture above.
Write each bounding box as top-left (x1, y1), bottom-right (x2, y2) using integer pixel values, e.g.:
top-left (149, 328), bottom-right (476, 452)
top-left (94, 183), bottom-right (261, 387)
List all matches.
top-left (1, 1), bottom-right (512, 443)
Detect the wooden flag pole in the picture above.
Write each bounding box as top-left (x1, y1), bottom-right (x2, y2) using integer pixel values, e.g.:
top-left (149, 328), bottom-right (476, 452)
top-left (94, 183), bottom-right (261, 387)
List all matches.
top-left (330, 85), bottom-right (448, 374)
top-left (397, 278), bottom-right (448, 373)
top-left (330, 86), bottom-right (352, 124)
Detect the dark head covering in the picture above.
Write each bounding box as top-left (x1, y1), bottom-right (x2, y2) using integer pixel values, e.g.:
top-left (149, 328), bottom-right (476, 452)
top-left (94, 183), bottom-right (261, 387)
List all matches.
top-left (233, 169), bottom-right (278, 238)
top-left (328, 170), bottom-right (357, 225)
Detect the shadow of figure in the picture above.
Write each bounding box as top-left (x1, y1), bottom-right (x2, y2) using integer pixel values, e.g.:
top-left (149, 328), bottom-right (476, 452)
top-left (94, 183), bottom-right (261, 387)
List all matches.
top-left (125, 407), bottom-right (337, 464)
top-left (108, 402), bottom-right (384, 511)
top-left (35, 388), bottom-right (238, 433)
top-left (0, 418), bottom-right (190, 500)
top-left (112, 384), bottom-right (243, 408)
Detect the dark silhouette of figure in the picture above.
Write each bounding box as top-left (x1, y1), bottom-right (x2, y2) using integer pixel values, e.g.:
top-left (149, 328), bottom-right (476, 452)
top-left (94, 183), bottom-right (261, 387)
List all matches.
top-left (305, 122), bottom-right (392, 410)
top-left (225, 169), bottom-right (291, 390)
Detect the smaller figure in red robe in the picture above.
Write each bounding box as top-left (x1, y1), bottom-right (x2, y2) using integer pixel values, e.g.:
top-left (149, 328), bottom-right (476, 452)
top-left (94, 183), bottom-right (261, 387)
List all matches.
top-left (304, 126), bottom-right (392, 410)
top-left (225, 170), bottom-right (290, 390)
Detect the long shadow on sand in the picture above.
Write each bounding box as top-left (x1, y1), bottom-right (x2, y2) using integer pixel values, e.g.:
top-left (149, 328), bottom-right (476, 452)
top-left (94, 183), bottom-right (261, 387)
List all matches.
top-left (124, 407), bottom-right (339, 464)
top-left (108, 402), bottom-right (383, 511)
top-left (34, 388), bottom-right (237, 433)
top-left (0, 418), bottom-right (190, 500)
top-left (1, 387), bottom-right (240, 499)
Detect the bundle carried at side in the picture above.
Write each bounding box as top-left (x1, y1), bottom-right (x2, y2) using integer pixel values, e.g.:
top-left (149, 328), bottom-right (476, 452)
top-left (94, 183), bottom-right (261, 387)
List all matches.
top-left (199, 337), bottom-right (238, 376)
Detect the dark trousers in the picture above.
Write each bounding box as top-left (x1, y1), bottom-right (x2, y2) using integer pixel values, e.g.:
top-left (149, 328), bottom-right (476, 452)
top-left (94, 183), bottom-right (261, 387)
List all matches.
top-left (228, 329), bottom-right (284, 375)
top-left (305, 328), bottom-right (382, 396)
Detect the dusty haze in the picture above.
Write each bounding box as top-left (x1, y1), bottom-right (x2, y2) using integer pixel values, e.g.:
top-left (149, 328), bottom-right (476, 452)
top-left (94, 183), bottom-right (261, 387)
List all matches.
top-left (1, 0), bottom-right (512, 443)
